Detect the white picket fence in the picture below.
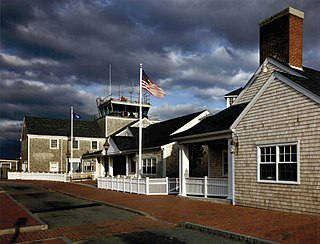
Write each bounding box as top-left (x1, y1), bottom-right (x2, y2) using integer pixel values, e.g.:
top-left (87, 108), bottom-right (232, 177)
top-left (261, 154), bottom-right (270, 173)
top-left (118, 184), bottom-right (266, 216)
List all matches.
top-left (7, 172), bottom-right (228, 198)
top-left (97, 176), bottom-right (169, 195)
top-left (8, 172), bottom-right (71, 182)
top-left (186, 177), bottom-right (228, 197)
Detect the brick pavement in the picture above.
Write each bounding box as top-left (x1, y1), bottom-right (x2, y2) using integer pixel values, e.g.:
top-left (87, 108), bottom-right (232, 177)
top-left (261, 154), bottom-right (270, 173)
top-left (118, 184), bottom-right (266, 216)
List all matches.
top-left (1, 180), bottom-right (319, 243)
top-left (0, 193), bottom-right (46, 235)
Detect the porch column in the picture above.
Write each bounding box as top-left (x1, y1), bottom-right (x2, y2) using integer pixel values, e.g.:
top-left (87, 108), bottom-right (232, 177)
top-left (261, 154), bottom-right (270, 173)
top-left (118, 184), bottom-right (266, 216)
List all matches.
top-left (227, 139), bottom-right (234, 204)
top-left (137, 153), bottom-right (142, 177)
top-left (108, 157), bottom-right (113, 176)
top-left (179, 144), bottom-right (189, 196)
top-left (125, 155), bottom-right (129, 176)
top-left (100, 157), bottom-right (106, 177)
top-left (207, 145), bottom-right (213, 177)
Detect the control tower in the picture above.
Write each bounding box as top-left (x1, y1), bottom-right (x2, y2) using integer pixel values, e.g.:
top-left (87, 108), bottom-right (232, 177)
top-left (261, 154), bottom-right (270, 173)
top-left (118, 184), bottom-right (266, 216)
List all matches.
top-left (95, 94), bottom-right (152, 137)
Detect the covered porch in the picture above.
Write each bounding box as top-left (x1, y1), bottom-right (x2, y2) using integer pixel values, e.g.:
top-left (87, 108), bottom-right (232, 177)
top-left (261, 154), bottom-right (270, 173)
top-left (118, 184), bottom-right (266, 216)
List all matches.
top-left (177, 133), bottom-right (237, 203)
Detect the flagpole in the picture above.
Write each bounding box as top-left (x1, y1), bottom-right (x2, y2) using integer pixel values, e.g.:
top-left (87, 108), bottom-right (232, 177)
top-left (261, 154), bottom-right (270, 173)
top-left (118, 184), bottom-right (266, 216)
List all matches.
top-left (70, 106), bottom-right (73, 174)
top-left (139, 63), bottom-right (143, 177)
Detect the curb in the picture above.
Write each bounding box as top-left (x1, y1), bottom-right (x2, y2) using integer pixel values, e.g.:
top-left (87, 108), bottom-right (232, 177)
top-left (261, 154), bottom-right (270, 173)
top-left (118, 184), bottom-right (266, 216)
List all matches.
top-left (0, 224), bottom-right (48, 236)
top-left (179, 222), bottom-right (277, 244)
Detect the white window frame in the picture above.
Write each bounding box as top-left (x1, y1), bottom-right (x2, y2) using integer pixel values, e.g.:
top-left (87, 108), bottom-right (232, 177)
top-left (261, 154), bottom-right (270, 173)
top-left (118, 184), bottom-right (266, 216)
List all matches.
top-left (83, 160), bottom-right (95, 172)
top-left (72, 139), bottom-right (79, 150)
top-left (49, 162), bottom-right (59, 172)
top-left (50, 139), bottom-right (59, 149)
top-left (257, 141), bottom-right (300, 184)
top-left (142, 157), bottom-right (157, 175)
top-left (91, 140), bottom-right (98, 150)
top-left (222, 150), bottom-right (228, 176)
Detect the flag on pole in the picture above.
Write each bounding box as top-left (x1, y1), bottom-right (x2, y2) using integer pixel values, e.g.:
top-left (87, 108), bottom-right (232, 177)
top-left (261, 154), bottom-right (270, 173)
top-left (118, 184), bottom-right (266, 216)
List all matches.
top-left (73, 112), bottom-right (81, 119)
top-left (141, 70), bottom-right (165, 98)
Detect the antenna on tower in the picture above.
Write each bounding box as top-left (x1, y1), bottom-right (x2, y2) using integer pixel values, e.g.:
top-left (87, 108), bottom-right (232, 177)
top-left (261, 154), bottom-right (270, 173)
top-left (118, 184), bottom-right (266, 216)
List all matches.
top-left (129, 81), bottom-right (134, 102)
top-left (109, 63), bottom-right (112, 96)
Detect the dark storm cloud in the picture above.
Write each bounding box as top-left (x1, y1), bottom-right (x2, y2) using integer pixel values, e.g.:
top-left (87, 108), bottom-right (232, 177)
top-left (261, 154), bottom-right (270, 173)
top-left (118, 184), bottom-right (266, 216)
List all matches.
top-left (1, 0), bottom-right (319, 159)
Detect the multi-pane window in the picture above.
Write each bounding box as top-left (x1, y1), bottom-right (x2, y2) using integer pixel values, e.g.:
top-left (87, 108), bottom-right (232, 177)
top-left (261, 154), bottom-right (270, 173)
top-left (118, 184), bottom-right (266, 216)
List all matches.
top-left (258, 143), bottom-right (299, 183)
top-left (50, 139), bottom-right (58, 149)
top-left (142, 158), bottom-right (157, 175)
top-left (83, 160), bottom-right (95, 172)
top-left (50, 162), bottom-right (59, 172)
top-left (72, 140), bottom-right (79, 149)
top-left (91, 141), bottom-right (98, 150)
top-left (222, 150), bottom-right (228, 176)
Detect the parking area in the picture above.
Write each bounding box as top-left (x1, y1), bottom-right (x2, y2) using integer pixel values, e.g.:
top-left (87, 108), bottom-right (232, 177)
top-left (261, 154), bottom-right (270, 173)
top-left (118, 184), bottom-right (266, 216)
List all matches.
top-left (0, 181), bottom-right (243, 243)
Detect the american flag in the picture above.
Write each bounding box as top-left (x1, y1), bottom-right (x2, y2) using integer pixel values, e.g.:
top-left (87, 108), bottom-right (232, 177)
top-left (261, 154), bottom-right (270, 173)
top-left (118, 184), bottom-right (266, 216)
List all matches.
top-left (141, 70), bottom-right (165, 98)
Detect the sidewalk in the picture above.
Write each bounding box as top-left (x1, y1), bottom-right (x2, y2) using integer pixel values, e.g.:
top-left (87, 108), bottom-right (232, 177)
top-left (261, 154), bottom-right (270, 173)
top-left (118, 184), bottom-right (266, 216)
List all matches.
top-left (1, 180), bottom-right (320, 243)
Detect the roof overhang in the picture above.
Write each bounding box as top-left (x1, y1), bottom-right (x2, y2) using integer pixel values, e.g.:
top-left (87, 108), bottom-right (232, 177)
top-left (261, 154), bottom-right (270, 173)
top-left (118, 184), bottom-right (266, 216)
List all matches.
top-left (173, 129), bottom-right (232, 144)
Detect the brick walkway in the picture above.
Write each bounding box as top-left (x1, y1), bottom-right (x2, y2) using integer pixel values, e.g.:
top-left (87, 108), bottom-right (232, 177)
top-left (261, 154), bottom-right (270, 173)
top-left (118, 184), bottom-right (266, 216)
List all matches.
top-left (0, 193), bottom-right (45, 233)
top-left (1, 180), bottom-right (319, 243)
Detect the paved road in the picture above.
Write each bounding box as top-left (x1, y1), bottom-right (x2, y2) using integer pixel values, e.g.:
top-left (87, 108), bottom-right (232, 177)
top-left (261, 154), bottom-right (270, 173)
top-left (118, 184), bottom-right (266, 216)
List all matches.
top-left (1, 181), bottom-right (241, 243)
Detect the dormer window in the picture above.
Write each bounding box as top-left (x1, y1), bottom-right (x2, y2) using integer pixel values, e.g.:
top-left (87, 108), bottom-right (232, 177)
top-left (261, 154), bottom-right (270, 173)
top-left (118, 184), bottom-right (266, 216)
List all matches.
top-left (224, 87), bottom-right (243, 108)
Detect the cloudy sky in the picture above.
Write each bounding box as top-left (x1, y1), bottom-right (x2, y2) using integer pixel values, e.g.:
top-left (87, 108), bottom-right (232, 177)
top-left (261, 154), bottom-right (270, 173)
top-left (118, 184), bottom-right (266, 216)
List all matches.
top-left (1, 0), bottom-right (319, 159)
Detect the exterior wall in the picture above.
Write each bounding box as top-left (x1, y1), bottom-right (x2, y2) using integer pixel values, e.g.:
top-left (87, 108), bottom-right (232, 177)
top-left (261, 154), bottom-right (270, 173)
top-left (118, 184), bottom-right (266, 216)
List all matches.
top-left (28, 137), bottom-right (104, 173)
top-left (140, 150), bottom-right (163, 178)
top-left (96, 117), bottom-right (106, 136)
top-left (106, 117), bottom-right (137, 137)
top-left (29, 137), bottom-right (68, 172)
top-left (208, 143), bottom-right (227, 178)
top-left (166, 143), bottom-right (179, 177)
top-left (236, 63), bottom-right (282, 104)
top-left (20, 127), bottom-right (28, 169)
top-left (234, 78), bottom-right (320, 215)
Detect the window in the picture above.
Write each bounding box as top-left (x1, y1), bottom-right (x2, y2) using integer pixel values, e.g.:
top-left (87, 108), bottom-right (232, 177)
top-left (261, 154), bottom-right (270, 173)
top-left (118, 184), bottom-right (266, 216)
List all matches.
top-left (142, 158), bottom-right (157, 175)
top-left (222, 150), bottom-right (228, 176)
top-left (257, 143), bottom-right (299, 183)
top-left (72, 140), bottom-right (79, 149)
top-left (83, 160), bottom-right (95, 172)
top-left (50, 139), bottom-right (58, 149)
top-left (91, 141), bottom-right (98, 150)
top-left (50, 162), bottom-right (59, 172)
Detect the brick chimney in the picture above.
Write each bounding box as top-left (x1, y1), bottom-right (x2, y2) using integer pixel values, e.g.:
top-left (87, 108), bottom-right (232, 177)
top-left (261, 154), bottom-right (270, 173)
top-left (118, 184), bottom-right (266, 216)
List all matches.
top-left (259, 7), bottom-right (304, 68)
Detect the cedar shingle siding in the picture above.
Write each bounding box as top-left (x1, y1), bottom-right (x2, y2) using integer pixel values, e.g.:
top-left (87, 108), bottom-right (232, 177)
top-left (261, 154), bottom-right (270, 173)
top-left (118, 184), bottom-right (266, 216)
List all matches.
top-left (234, 78), bottom-right (320, 215)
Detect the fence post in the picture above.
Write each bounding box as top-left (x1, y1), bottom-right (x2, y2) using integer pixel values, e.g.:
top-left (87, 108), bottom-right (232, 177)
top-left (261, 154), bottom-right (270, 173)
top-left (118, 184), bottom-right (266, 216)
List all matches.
top-left (165, 177), bottom-right (169, 195)
top-left (204, 176), bottom-right (208, 198)
top-left (130, 177), bottom-right (132, 193)
top-left (137, 177), bottom-right (140, 195)
top-left (146, 177), bottom-right (149, 195)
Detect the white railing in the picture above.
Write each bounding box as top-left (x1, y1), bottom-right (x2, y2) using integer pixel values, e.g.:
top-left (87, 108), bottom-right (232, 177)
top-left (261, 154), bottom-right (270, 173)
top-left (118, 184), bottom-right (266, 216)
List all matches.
top-left (97, 176), bottom-right (169, 195)
top-left (168, 178), bottom-right (179, 194)
top-left (8, 172), bottom-right (71, 182)
top-left (186, 177), bottom-right (228, 197)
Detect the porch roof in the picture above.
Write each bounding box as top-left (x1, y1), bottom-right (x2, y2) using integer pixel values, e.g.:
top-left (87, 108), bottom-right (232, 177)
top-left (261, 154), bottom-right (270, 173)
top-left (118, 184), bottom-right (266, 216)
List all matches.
top-left (171, 103), bottom-right (248, 141)
top-left (111, 110), bottom-right (206, 151)
top-left (82, 150), bottom-right (103, 158)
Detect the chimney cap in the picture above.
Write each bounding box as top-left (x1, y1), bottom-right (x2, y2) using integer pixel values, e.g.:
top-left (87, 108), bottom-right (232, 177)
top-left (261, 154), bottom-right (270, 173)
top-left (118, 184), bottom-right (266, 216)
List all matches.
top-left (259, 7), bottom-right (304, 27)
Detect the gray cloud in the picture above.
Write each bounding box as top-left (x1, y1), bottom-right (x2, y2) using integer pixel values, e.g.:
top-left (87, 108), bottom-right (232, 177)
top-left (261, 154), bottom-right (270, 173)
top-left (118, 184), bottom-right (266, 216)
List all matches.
top-left (1, 0), bottom-right (319, 158)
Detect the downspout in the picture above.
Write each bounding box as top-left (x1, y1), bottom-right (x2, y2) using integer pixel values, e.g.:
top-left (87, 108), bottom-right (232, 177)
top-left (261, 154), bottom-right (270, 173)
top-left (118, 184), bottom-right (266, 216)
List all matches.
top-left (231, 130), bottom-right (238, 205)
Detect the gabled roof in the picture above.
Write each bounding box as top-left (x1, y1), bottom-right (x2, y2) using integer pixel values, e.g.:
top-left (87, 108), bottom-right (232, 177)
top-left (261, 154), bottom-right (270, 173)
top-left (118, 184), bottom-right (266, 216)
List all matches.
top-left (110, 110), bottom-right (206, 151)
top-left (280, 67), bottom-right (320, 97)
top-left (234, 57), bottom-right (320, 105)
top-left (24, 116), bottom-right (104, 138)
top-left (224, 87), bottom-right (243, 97)
top-left (171, 103), bottom-right (248, 140)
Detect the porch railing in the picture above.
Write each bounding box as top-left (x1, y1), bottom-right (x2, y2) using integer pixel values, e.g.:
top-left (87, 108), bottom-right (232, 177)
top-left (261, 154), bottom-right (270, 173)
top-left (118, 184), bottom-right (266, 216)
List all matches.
top-left (8, 172), bottom-right (71, 182)
top-left (97, 176), bottom-right (169, 195)
top-left (186, 177), bottom-right (228, 197)
top-left (168, 177), bottom-right (179, 194)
